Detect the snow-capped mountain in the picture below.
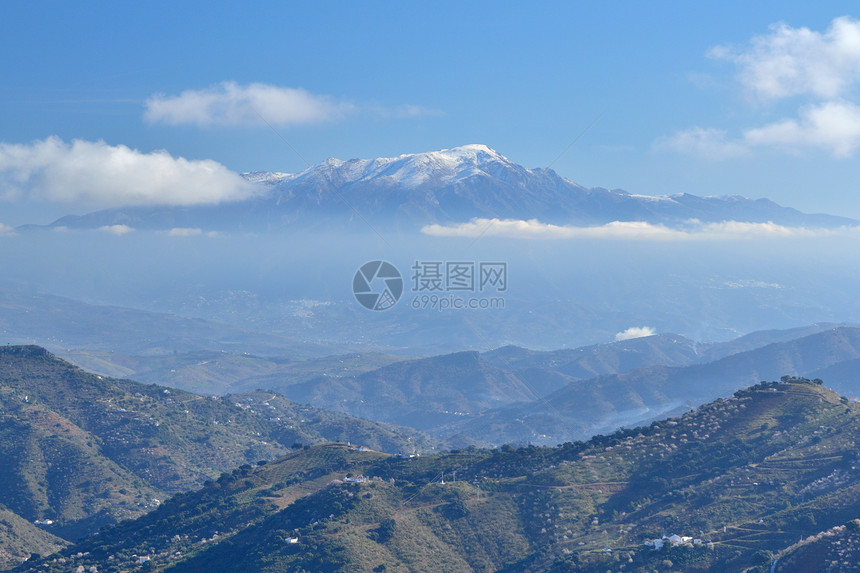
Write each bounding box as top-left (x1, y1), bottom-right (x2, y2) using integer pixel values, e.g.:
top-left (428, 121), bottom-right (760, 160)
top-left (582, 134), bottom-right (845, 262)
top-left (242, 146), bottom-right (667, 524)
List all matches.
top-left (287, 144), bottom-right (531, 189)
top-left (35, 145), bottom-right (857, 232)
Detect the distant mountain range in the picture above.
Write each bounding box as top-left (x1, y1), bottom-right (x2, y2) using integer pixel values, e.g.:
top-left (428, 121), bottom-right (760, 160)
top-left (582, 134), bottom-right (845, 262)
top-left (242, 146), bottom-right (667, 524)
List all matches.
top-left (6, 287), bottom-right (856, 449)
top-left (444, 326), bottom-right (860, 444)
top-left (23, 145), bottom-right (858, 232)
top-left (269, 325), bottom-right (860, 446)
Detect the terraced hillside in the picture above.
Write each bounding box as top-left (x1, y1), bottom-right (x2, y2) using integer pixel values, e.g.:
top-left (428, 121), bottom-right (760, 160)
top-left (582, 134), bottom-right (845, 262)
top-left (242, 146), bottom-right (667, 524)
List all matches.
top-left (17, 377), bottom-right (860, 572)
top-left (0, 346), bottom-right (439, 567)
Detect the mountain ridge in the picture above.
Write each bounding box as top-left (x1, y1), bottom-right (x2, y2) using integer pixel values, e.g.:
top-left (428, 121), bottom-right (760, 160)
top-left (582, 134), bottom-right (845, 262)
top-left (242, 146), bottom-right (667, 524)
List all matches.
top-left (255, 325), bottom-right (860, 446)
top-left (23, 145), bottom-right (858, 232)
top-left (446, 325), bottom-right (860, 445)
top-left (0, 345), bottom-right (442, 563)
top-left (16, 377), bottom-right (860, 572)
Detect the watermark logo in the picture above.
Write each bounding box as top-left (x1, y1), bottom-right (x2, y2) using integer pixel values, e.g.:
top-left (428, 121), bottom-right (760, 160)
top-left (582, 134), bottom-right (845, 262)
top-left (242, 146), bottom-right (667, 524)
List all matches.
top-left (353, 260), bottom-right (404, 311)
top-left (353, 260), bottom-right (507, 311)
top-left (411, 261), bottom-right (507, 293)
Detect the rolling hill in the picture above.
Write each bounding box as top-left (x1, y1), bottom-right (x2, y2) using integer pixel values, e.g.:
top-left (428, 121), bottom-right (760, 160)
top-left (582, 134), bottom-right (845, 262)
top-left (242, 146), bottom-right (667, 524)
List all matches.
top-left (0, 505), bottom-right (66, 571)
top-left (242, 325), bottom-right (860, 446)
top-left (0, 346), bottom-right (440, 566)
top-left (283, 351), bottom-right (554, 430)
top-left (16, 377), bottom-right (860, 572)
top-left (59, 349), bottom-right (409, 397)
top-left (773, 521), bottom-right (860, 572)
top-left (443, 326), bottom-right (860, 445)
top-left (481, 332), bottom-right (702, 376)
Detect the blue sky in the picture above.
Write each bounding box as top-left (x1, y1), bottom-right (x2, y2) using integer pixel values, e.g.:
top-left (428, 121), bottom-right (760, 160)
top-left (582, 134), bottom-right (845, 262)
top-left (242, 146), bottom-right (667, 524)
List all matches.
top-left (2, 1), bottom-right (860, 225)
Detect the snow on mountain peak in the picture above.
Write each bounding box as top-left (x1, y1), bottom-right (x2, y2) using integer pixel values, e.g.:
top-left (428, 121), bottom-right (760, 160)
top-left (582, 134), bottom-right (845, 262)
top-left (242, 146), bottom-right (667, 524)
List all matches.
top-left (437, 143), bottom-right (503, 160)
top-left (242, 145), bottom-right (585, 198)
top-left (282, 145), bottom-right (520, 189)
top-left (242, 171), bottom-right (296, 184)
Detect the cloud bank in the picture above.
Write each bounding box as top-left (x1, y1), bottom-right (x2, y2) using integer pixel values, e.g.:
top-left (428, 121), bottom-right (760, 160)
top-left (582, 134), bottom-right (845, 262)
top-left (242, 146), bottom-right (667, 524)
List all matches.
top-left (659, 17), bottom-right (860, 158)
top-left (615, 326), bottom-right (656, 341)
top-left (421, 218), bottom-right (847, 241)
top-left (0, 136), bottom-right (259, 208)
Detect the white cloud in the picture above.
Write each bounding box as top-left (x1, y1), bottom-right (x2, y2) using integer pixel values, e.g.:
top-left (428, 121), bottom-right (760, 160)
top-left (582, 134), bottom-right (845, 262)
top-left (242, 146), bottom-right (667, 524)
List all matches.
top-left (421, 218), bottom-right (848, 241)
top-left (662, 17), bottom-right (860, 159)
top-left (709, 16), bottom-right (860, 101)
top-left (653, 127), bottom-right (747, 159)
top-left (0, 223), bottom-right (15, 237)
top-left (145, 82), bottom-right (442, 127)
top-left (615, 327), bottom-right (656, 341)
top-left (145, 82), bottom-right (355, 127)
top-left (99, 224), bottom-right (134, 236)
top-left (167, 227), bottom-right (203, 237)
top-left (697, 220), bottom-right (822, 238)
top-left (657, 101), bottom-right (860, 158)
top-left (423, 218), bottom-right (686, 240)
top-left (0, 136), bottom-right (260, 208)
top-left (744, 100), bottom-right (860, 157)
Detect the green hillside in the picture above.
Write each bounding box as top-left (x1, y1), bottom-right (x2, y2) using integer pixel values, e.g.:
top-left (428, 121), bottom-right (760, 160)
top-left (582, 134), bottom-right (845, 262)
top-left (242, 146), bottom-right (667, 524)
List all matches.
top-left (56, 349), bottom-right (408, 396)
top-left (773, 520), bottom-right (860, 572)
top-left (18, 377), bottom-right (860, 572)
top-left (0, 505), bottom-right (66, 571)
top-left (287, 351), bottom-right (552, 430)
top-left (0, 346), bottom-right (439, 565)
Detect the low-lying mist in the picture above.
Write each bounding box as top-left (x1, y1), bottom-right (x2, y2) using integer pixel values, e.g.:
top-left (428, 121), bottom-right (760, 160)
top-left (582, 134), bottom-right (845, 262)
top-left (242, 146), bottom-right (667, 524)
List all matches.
top-left (2, 227), bottom-right (858, 353)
